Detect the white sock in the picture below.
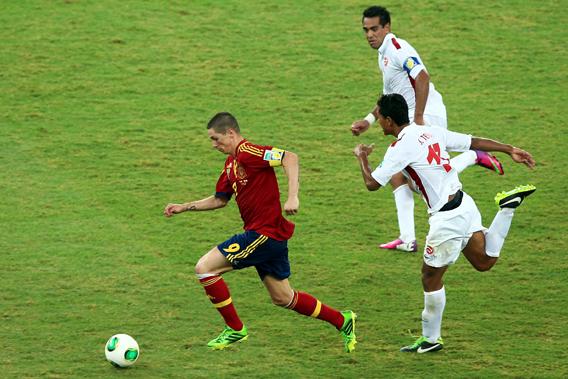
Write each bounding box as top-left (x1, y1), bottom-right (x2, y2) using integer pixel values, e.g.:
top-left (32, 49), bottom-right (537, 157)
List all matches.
top-left (485, 208), bottom-right (515, 257)
top-left (450, 150), bottom-right (477, 174)
top-left (393, 184), bottom-right (415, 242)
top-left (422, 287), bottom-right (446, 343)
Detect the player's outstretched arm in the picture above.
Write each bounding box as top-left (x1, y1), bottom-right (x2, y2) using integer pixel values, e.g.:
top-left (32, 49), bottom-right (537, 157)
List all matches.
top-left (163, 195), bottom-right (228, 217)
top-left (353, 143), bottom-right (381, 191)
top-left (282, 151), bottom-right (300, 215)
top-left (470, 137), bottom-right (535, 169)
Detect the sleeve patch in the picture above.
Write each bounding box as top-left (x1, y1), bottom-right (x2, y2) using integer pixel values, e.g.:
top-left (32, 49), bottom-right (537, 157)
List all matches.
top-left (403, 57), bottom-right (421, 73)
top-left (263, 148), bottom-right (285, 166)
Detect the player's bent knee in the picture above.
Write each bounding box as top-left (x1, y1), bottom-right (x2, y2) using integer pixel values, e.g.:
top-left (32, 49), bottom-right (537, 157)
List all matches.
top-left (473, 265), bottom-right (490, 272)
top-left (194, 257), bottom-right (209, 275)
top-left (472, 259), bottom-right (495, 272)
top-left (271, 296), bottom-right (291, 307)
top-left (269, 292), bottom-right (294, 307)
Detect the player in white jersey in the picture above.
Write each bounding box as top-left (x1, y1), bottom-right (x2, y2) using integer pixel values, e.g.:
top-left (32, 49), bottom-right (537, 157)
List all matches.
top-left (353, 93), bottom-right (536, 353)
top-left (351, 6), bottom-right (504, 252)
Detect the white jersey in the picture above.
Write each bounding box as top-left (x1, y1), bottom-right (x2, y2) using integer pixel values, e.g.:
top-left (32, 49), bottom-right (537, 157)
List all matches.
top-left (378, 33), bottom-right (447, 126)
top-left (371, 124), bottom-right (472, 213)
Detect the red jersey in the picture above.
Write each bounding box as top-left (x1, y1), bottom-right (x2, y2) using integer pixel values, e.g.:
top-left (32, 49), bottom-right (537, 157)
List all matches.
top-left (215, 140), bottom-right (295, 241)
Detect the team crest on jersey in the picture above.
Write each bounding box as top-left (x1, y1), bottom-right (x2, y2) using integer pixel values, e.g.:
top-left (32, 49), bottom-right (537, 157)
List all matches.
top-left (233, 163), bottom-right (248, 186)
top-left (383, 56), bottom-right (389, 67)
top-left (403, 57), bottom-right (421, 73)
top-left (237, 168), bottom-right (248, 185)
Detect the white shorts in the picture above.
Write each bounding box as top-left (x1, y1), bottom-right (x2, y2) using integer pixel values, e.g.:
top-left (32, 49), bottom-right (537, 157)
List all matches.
top-left (423, 113), bottom-right (447, 129)
top-left (423, 192), bottom-right (485, 268)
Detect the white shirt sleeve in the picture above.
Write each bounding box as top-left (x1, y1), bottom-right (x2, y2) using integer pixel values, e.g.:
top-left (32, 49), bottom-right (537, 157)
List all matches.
top-left (444, 129), bottom-right (472, 152)
top-left (398, 43), bottom-right (426, 80)
top-left (371, 143), bottom-right (413, 186)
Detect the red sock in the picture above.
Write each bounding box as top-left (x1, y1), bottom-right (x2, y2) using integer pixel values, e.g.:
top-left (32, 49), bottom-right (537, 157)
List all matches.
top-left (286, 290), bottom-right (344, 329)
top-left (199, 275), bottom-right (243, 331)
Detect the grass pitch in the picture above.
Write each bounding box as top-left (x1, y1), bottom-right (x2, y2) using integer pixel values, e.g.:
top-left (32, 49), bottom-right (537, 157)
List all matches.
top-left (1, 1), bottom-right (567, 377)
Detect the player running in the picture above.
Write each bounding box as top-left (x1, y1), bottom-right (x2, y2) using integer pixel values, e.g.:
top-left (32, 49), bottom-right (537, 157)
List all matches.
top-left (351, 6), bottom-right (504, 252)
top-left (353, 94), bottom-right (535, 353)
top-left (164, 112), bottom-right (356, 353)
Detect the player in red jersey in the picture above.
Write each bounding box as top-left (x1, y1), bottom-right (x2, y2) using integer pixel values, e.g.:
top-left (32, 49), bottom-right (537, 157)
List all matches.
top-left (164, 112), bottom-right (357, 352)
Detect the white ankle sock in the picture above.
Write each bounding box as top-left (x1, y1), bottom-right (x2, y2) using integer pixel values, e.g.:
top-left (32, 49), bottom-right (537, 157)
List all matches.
top-left (450, 150), bottom-right (477, 174)
top-left (422, 287), bottom-right (446, 343)
top-left (393, 184), bottom-right (415, 242)
top-left (485, 208), bottom-right (515, 257)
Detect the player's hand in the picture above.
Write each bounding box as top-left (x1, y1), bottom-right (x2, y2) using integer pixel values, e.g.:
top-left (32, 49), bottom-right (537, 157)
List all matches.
top-left (510, 147), bottom-right (536, 169)
top-left (353, 143), bottom-right (375, 158)
top-left (164, 203), bottom-right (186, 217)
top-left (351, 120), bottom-right (370, 136)
top-left (284, 196), bottom-right (299, 215)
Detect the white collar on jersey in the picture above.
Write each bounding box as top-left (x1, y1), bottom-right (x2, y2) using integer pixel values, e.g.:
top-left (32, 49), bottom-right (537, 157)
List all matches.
top-left (396, 122), bottom-right (418, 139)
top-left (378, 32), bottom-right (396, 55)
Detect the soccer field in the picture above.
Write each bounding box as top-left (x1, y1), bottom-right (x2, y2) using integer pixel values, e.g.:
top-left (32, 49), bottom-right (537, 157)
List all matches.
top-left (1, 0), bottom-right (567, 377)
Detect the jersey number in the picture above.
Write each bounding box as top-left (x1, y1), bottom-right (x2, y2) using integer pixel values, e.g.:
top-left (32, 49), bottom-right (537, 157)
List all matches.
top-left (426, 143), bottom-right (452, 173)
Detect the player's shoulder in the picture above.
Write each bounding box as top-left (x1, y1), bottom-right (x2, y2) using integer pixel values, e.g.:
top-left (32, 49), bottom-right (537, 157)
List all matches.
top-left (393, 124), bottom-right (437, 148)
top-left (237, 141), bottom-right (265, 158)
top-left (389, 125), bottom-right (418, 148)
top-left (387, 34), bottom-right (415, 50)
top-left (403, 124), bottom-right (424, 136)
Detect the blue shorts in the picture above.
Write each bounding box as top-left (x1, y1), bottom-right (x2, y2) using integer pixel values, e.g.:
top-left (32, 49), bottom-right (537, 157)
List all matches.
top-left (217, 230), bottom-right (290, 280)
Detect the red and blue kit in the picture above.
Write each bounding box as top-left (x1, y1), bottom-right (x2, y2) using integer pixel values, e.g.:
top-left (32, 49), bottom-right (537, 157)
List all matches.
top-left (215, 140), bottom-right (295, 241)
top-left (202, 140), bottom-right (348, 341)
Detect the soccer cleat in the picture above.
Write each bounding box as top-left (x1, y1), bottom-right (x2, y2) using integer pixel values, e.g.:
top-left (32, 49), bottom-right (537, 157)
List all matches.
top-left (379, 238), bottom-right (417, 252)
top-left (400, 336), bottom-right (444, 353)
top-left (207, 325), bottom-right (248, 350)
top-left (475, 151), bottom-right (504, 175)
top-left (339, 311), bottom-right (357, 353)
top-left (494, 184), bottom-right (536, 209)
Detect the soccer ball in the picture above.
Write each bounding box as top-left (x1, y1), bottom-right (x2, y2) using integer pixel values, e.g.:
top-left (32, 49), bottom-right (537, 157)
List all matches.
top-left (104, 334), bottom-right (140, 368)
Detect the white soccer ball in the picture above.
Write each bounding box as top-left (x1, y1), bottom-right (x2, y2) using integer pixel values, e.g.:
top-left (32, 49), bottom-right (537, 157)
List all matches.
top-left (104, 334), bottom-right (140, 368)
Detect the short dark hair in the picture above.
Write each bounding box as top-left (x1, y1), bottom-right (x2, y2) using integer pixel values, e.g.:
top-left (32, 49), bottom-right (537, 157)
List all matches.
top-left (207, 112), bottom-right (240, 133)
top-left (362, 6), bottom-right (390, 26)
top-left (377, 93), bottom-right (409, 126)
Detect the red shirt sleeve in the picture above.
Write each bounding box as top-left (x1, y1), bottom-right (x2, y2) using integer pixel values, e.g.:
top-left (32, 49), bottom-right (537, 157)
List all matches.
top-left (215, 165), bottom-right (233, 200)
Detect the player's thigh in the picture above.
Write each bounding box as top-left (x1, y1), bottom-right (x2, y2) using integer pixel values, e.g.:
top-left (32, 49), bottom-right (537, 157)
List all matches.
top-left (217, 230), bottom-right (292, 283)
top-left (462, 231), bottom-right (497, 271)
top-left (424, 218), bottom-right (465, 269)
top-left (423, 114), bottom-right (447, 129)
top-left (262, 276), bottom-right (294, 306)
top-left (461, 231), bottom-right (485, 257)
top-left (425, 192), bottom-right (484, 266)
top-left (195, 246), bottom-right (233, 275)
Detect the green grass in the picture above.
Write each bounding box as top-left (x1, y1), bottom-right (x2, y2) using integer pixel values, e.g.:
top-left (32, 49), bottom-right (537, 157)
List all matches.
top-left (1, 0), bottom-right (567, 377)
